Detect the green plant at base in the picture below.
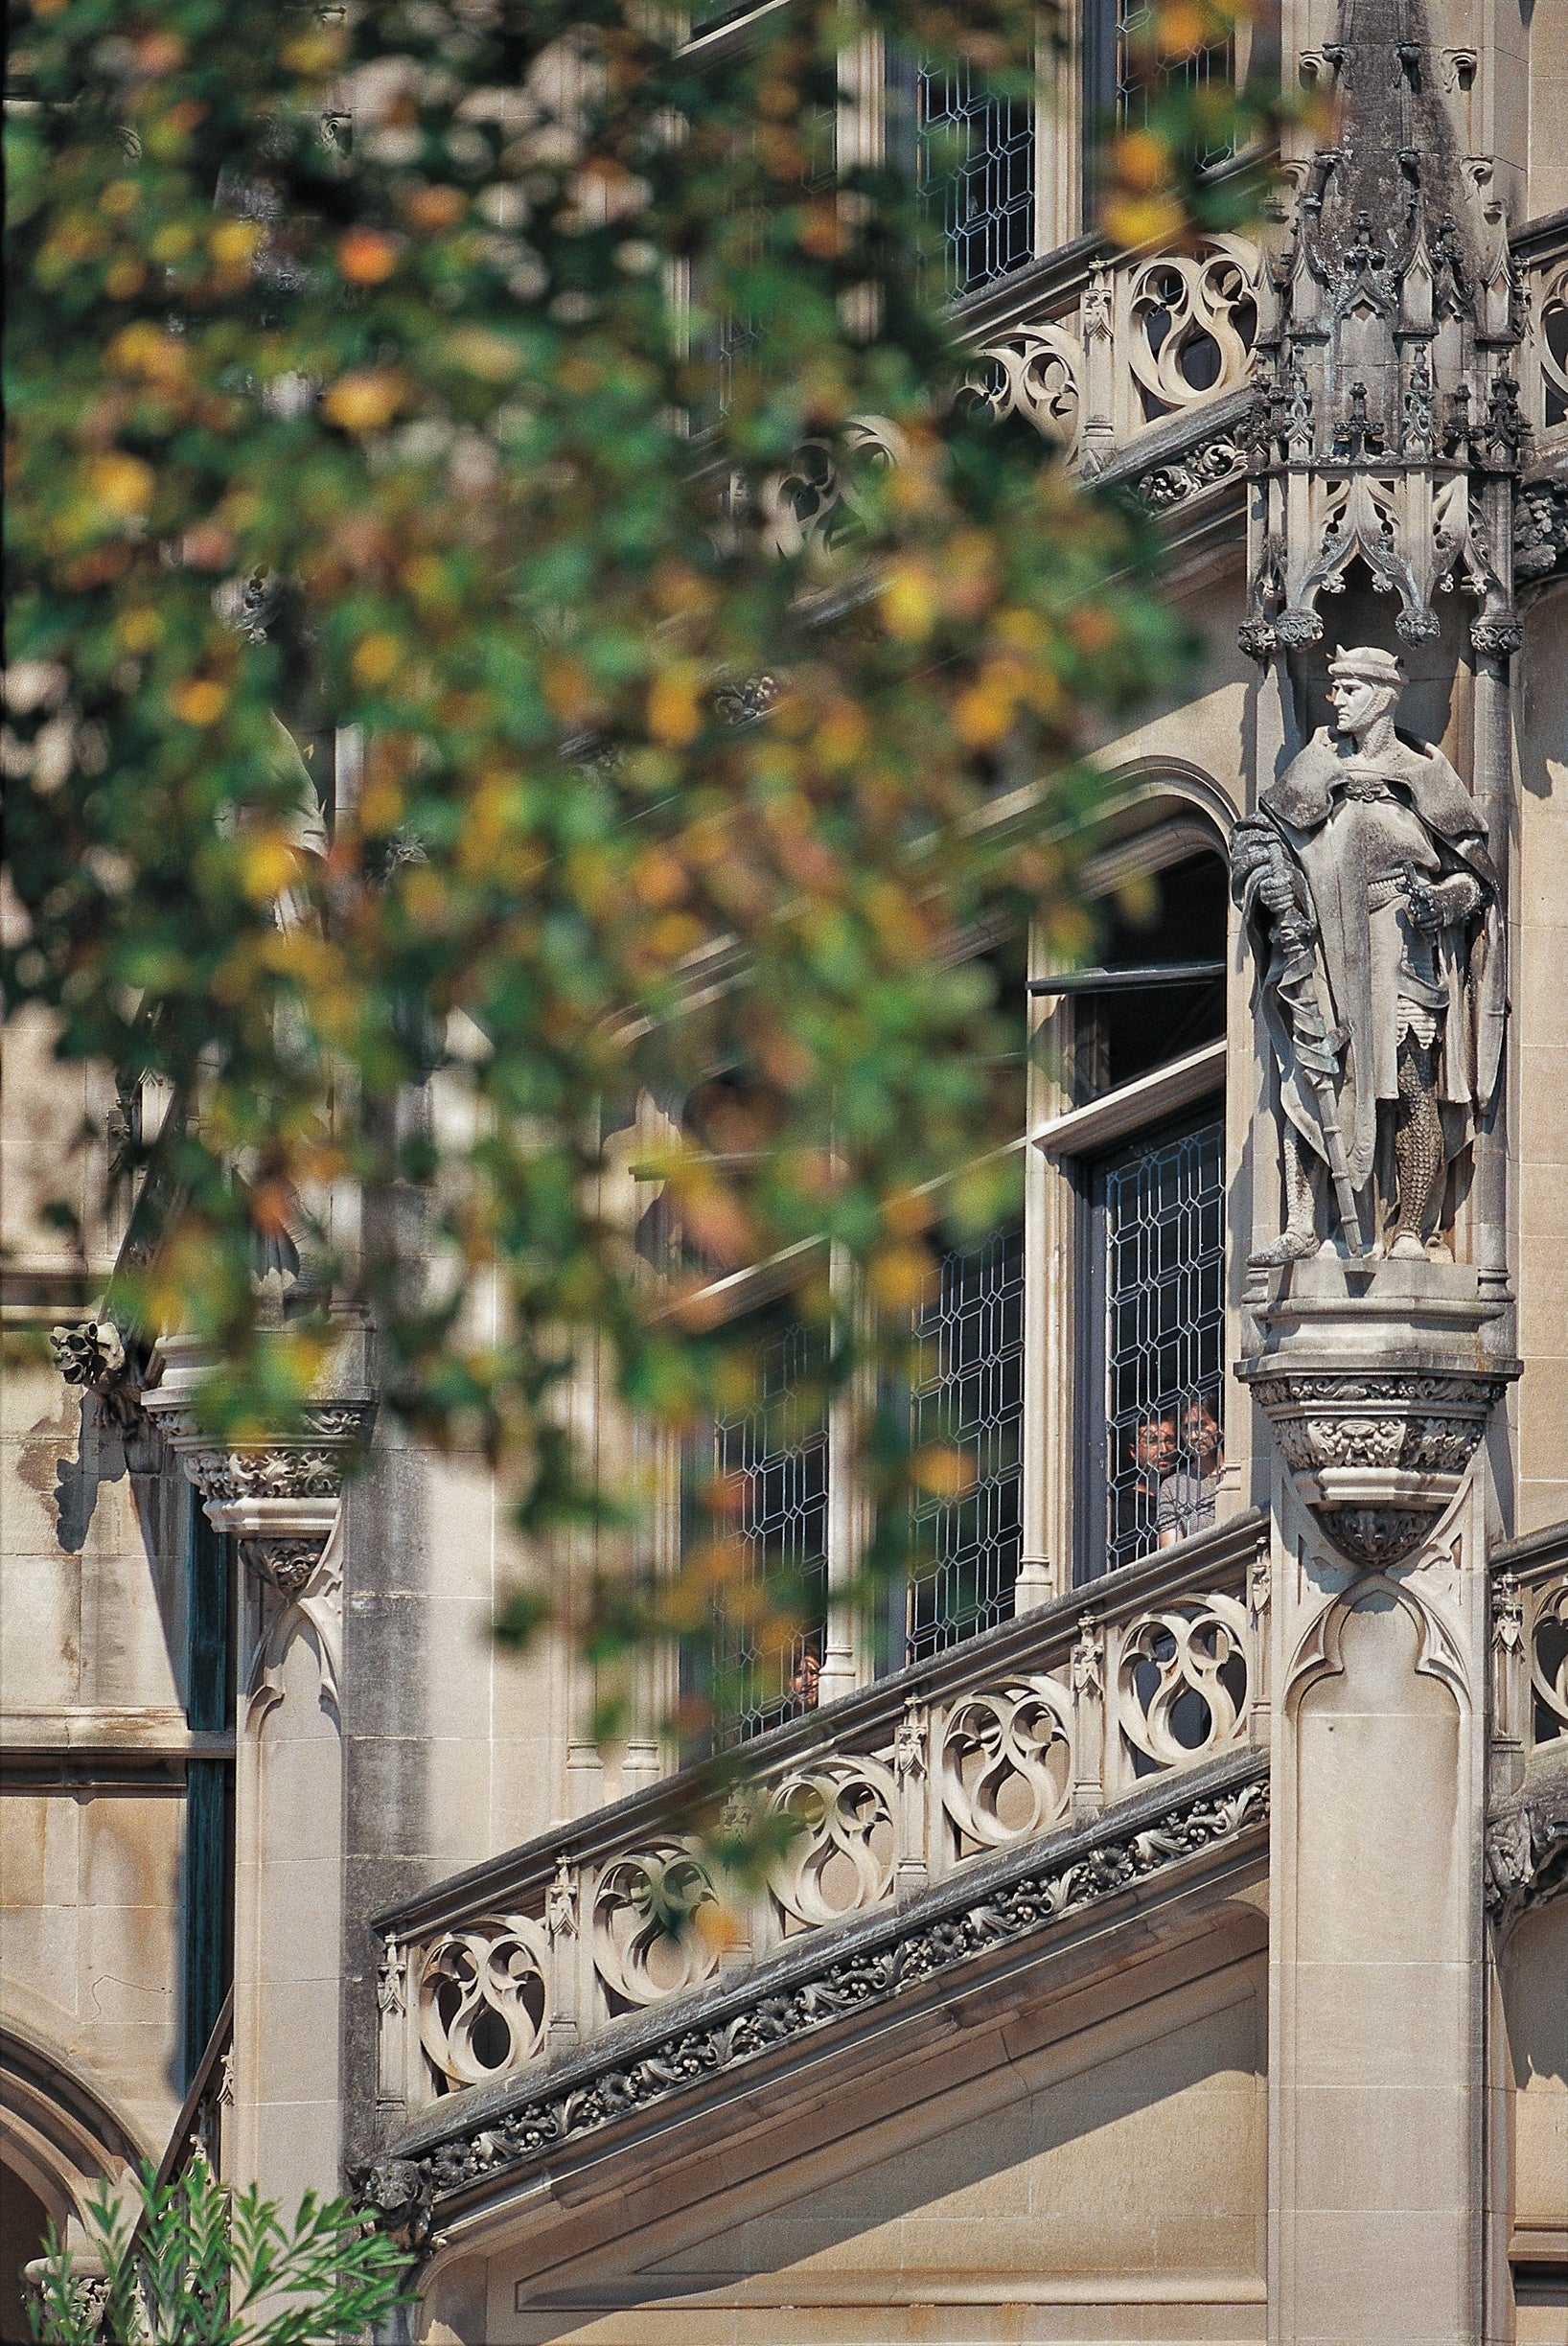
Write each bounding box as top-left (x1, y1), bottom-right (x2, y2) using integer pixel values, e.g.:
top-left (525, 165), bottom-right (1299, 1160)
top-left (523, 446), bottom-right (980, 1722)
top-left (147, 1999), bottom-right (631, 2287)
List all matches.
top-left (26, 2158), bottom-right (411, 2346)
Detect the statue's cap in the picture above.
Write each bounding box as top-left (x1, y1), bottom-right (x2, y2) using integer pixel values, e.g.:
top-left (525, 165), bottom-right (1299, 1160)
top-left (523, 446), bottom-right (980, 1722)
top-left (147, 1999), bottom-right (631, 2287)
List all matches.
top-left (1327, 644), bottom-right (1405, 688)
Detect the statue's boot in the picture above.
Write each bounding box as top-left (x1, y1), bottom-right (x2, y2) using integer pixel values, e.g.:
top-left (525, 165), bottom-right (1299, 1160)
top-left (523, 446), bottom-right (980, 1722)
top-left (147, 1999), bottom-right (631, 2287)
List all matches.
top-left (1249, 1132), bottom-right (1320, 1266)
top-left (1250, 1226), bottom-right (1321, 1267)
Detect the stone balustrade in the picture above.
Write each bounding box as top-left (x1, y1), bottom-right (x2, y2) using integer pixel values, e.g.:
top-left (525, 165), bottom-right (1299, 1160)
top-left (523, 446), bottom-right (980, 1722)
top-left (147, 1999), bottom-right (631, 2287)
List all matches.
top-left (1490, 1526), bottom-right (1568, 1782)
top-left (1517, 219), bottom-right (1568, 448)
top-left (958, 234), bottom-right (1263, 482)
top-left (373, 1511), bottom-right (1270, 2117)
top-left (1486, 1521), bottom-right (1568, 1934)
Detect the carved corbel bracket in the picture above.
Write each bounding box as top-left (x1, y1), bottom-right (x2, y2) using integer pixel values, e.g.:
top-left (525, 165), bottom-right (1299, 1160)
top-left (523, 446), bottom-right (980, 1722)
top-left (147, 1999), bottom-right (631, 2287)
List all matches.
top-left (142, 1334), bottom-right (373, 1712)
top-left (1245, 1367), bottom-right (1510, 1570)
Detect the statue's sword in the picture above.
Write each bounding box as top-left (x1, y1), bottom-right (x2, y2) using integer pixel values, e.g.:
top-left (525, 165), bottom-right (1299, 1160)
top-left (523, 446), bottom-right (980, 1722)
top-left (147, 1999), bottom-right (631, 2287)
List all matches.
top-left (1271, 904), bottom-right (1365, 1257)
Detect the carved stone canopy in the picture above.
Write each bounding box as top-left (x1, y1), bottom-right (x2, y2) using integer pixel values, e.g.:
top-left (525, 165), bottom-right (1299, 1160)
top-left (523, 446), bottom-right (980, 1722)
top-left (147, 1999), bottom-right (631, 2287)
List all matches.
top-left (1239, 0), bottom-right (1523, 662)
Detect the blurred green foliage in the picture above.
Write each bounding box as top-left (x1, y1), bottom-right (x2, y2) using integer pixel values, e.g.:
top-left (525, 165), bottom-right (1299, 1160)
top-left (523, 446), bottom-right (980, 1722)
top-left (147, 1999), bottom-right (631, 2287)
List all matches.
top-left (5, 0), bottom-right (1282, 1750)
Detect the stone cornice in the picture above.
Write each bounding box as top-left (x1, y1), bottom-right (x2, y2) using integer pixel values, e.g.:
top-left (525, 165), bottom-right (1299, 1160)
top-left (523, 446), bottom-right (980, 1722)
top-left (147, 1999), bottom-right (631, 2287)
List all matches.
top-left (359, 1752), bottom-right (1268, 2246)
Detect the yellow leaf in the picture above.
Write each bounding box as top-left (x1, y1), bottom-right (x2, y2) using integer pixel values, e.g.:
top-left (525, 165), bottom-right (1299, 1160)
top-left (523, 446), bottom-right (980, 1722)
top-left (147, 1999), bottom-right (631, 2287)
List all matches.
top-left (209, 218), bottom-right (262, 268)
top-left (90, 453), bottom-right (155, 518)
top-left (1101, 193), bottom-right (1187, 251)
top-left (352, 632), bottom-right (404, 687)
top-left (239, 833), bottom-right (299, 901)
top-left (321, 369), bottom-right (405, 433)
top-left (880, 564), bottom-right (936, 642)
top-left (866, 1243), bottom-right (933, 1312)
top-left (281, 25), bottom-right (349, 74)
top-left (116, 607), bottom-right (162, 653)
top-left (647, 663), bottom-right (703, 747)
top-left (171, 678), bottom-right (228, 726)
top-left (445, 328), bottom-right (524, 382)
top-left (912, 1443), bottom-right (973, 1498)
top-left (149, 223), bottom-right (197, 264)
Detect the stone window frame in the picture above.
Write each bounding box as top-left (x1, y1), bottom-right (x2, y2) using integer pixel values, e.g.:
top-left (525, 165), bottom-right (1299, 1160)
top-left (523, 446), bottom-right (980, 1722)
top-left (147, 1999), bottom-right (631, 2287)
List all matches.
top-left (1023, 762), bottom-right (1242, 1608)
top-left (634, 762), bottom-right (1242, 1751)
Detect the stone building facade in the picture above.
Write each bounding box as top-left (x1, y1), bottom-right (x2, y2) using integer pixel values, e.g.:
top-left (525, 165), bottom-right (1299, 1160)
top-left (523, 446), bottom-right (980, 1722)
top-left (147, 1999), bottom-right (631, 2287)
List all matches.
top-left (3, 1), bottom-right (1567, 2340)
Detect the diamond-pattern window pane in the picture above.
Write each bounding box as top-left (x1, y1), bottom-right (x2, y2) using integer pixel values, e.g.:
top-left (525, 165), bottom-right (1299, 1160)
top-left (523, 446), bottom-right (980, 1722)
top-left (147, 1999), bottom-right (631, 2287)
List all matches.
top-left (1116, 0), bottom-right (1234, 168)
top-left (708, 1315), bottom-right (828, 1744)
top-left (907, 1226), bottom-right (1025, 1661)
top-left (1097, 1118), bottom-right (1224, 1574)
top-left (917, 61), bottom-right (1033, 299)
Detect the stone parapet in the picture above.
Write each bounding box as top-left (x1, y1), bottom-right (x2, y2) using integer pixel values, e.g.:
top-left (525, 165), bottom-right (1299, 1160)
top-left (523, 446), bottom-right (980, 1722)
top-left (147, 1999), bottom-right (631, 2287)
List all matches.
top-left (360, 1752), bottom-right (1270, 2249)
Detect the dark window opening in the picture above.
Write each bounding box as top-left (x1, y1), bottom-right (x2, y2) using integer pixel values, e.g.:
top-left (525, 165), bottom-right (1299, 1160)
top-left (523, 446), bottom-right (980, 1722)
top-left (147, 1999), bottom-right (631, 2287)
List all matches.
top-left (1082, 0), bottom-right (1238, 218)
top-left (915, 58), bottom-right (1034, 299)
top-left (1078, 848), bottom-right (1229, 1097)
top-left (182, 1486), bottom-right (235, 2085)
top-left (685, 1302), bottom-right (829, 1747)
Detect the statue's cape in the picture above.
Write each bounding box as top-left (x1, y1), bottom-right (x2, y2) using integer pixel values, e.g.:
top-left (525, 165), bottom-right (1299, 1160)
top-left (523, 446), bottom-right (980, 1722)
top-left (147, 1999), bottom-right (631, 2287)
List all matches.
top-left (1260, 726), bottom-right (1492, 860)
top-left (1242, 728), bottom-right (1507, 1180)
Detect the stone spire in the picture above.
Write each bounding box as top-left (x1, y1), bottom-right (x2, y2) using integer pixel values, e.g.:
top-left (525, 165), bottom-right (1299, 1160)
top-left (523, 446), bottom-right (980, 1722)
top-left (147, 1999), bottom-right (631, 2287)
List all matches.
top-left (1240, 0), bottom-right (1523, 658)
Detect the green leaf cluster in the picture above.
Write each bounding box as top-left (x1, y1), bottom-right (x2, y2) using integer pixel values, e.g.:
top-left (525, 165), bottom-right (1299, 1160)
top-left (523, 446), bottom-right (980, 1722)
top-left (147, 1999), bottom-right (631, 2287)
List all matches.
top-left (26, 2158), bottom-right (410, 2345)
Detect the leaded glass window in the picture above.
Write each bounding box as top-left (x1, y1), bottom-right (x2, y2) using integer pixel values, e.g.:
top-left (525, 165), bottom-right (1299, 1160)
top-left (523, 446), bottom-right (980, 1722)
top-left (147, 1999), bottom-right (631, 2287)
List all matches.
top-left (1115, 0), bottom-right (1234, 169)
top-left (916, 60), bottom-right (1034, 299)
top-left (700, 1309), bottom-right (828, 1744)
top-left (907, 1225), bottom-right (1025, 1660)
top-left (1087, 1114), bottom-right (1225, 1577)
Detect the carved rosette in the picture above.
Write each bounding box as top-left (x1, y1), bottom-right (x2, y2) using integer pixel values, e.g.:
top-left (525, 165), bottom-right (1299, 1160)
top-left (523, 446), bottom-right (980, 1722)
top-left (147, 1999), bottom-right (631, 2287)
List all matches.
top-left (1247, 1369), bottom-right (1505, 1568)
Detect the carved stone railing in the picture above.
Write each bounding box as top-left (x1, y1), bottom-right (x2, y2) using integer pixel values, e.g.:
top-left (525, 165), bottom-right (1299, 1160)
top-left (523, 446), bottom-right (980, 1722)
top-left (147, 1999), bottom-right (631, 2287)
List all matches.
top-left (1490, 1523), bottom-right (1568, 1783)
top-left (1517, 213), bottom-right (1568, 448)
top-left (362, 1754), bottom-right (1269, 2242)
top-left (153, 1991), bottom-right (234, 2192)
top-left (373, 1511), bottom-right (1269, 2117)
top-left (957, 234), bottom-right (1262, 481)
top-left (1486, 1519), bottom-right (1568, 1931)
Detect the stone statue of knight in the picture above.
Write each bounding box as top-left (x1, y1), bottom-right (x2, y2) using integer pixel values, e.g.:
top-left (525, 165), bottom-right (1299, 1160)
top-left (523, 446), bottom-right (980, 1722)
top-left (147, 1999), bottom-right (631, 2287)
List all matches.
top-left (1233, 644), bottom-right (1505, 1262)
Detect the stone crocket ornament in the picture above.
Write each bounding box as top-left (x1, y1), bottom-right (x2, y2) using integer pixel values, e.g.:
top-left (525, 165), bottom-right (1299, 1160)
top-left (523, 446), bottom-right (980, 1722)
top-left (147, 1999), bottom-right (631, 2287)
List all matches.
top-left (1232, 646), bottom-right (1505, 1263)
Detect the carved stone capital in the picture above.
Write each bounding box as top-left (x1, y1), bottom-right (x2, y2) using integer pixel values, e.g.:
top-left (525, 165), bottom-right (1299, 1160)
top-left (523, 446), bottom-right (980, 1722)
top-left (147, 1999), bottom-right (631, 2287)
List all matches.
top-left (143, 1338), bottom-right (372, 1552)
top-left (1469, 612), bottom-right (1522, 658)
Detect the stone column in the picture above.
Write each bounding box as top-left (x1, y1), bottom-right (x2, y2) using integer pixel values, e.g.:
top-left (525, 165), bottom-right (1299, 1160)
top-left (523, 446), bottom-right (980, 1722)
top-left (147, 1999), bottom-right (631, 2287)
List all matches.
top-left (1244, 1269), bottom-right (1516, 2346)
top-left (144, 1334), bottom-right (372, 2207)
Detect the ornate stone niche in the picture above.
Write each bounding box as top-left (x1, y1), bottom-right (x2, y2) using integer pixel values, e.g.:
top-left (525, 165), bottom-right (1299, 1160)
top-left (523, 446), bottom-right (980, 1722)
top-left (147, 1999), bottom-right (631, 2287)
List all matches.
top-left (1241, 1258), bottom-right (1517, 1569)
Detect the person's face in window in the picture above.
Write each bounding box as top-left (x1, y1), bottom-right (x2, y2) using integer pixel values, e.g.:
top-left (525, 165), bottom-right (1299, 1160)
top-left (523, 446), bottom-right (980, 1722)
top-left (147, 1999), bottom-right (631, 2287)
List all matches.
top-left (1131, 1416), bottom-right (1176, 1482)
top-left (1181, 1403), bottom-right (1222, 1473)
top-left (791, 1651), bottom-right (820, 1708)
